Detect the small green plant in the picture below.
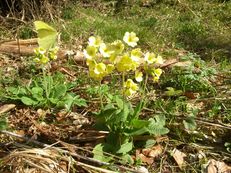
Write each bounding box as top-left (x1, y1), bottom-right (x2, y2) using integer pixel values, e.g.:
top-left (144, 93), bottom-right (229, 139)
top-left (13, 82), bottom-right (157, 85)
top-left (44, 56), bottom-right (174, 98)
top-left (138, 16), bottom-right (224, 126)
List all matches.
top-left (0, 117), bottom-right (7, 131)
top-left (83, 32), bottom-right (169, 161)
top-left (162, 53), bottom-right (216, 93)
top-left (4, 72), bottom-right (86, 110)
top-left (3, 21), bottom-right (86, 111)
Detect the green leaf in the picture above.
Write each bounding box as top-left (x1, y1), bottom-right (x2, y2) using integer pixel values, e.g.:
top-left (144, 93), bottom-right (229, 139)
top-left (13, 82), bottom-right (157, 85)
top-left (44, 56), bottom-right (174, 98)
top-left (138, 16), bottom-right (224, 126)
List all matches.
top-left (183, 116), bottom-right (197, 130)
top-left (53, 84), bottom-right (67, 98)
top-left (93, 144), bottom-right (112, 162)
top-left (7, 87), bottom-right (19, 95)
top-left (126, 127), bottom-right (148, 136)
top-left (34, 21), bottom-right (58, 50)
top-left (144, 139), bottom-right (156, 148)
top-left (0, 118), bottom-right (7, 130)
top-left (31, 87), bottom-right (44, 101)
top-left (146, 115), bottom-right (169, 136)
top-left (116, 141), bottom-right (133, 154)
top-left (165, 87), bottom-right (182, 96)
top-left (49, 97), bottom-right (59, 104)
top-left (126, 119), bottom-right (150, 136)
top-left (21, 96), bottom-right (38, 106)
top-left (115, 96), bottom-right (123, 109)
top-left (119, 103), bottom-right (129, 122)
top-left (121, 154), bottom-right (134, 164)
top-left (132, 101), bottom-right (145, 120)
top-left (131, 119), bottom-right (149, 129)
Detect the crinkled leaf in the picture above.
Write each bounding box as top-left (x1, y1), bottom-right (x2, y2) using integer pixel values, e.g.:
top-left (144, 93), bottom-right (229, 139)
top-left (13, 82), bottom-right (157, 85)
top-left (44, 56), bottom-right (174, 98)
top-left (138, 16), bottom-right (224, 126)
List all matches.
top-left (115, 96), bottom-right (123, 109)
top-left (31, 87), bottom-right (44, 101)
top-left (73, 95), bottom-right (87, 107)
top-left (56, 94), bottom-right (73, 110)
top-left (53, 84), bottom-right (67, 98)
top-left (93, 144), bottom-right (112, 162)
top-left (116, 141), bottom-right (133, 154)
top-left (119, 103), bottom-right (129, 122)
top-left (183, 116), bottom-right (197, 130)
top-left (147, 115), bottom-right (169, 136)
top-left (121, 154), bottom-right (134, 164)
top-left (21, 96), bottom-right (38, 106)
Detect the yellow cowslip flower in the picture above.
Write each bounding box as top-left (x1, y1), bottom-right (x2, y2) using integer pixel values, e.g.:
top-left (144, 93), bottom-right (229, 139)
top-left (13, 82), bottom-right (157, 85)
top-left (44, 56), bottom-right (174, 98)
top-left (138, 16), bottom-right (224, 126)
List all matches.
top-left (34, 57), bottom-right (40, 63)
top-left (124, 79), bottom-right (139, 96)
top-left (151, 68), bottom-right (163, 82)
top-left (154, 68), bottom-right (163, 77)
top-left (123, 32), bottom-right (139, 47)
top-left (116, 54), bottom-right (139, 72)
top-left (94, 63), bottom-right (106, 75)
top-left (131, 48), bottom-right (142, 62)
top-left (89, 69), bottom-right (103, 81)
top-left (156, 55), bottom-right (164, 64)
top-left (48, 50), bottom-right (58, 60)
top-left (153, 76), bottom-right (160, 83)
top-left (88, 36), bottom-right (102, 47)
top-left (49, 46), bottom-right (59, 54)
top-left (135, 71), bottom-right (143, 82)
top-left (109, 54), bottom-right (117, 64)
top-left (86, 59), bottom-right (96, 67)
top-left (40, 55), bottom-right (49, 64)
top-left (144, 52), bottom-right (156, 64)
top-left (99, 43), bottom-right (114, 58)
top-left (34, 47), bottom-right (46, 55)
top-left (83, 45), bottom-right (97, 59)
top-left (111, 40), bottom-right (124, 54)
top-left (106, 64), bottom-right (115, 74)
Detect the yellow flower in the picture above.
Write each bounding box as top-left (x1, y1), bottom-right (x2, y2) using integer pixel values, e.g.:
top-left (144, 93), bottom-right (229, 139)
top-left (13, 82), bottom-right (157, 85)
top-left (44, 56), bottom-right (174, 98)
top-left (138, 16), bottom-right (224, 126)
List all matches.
top-left (34, 57), bottom-right (40, 63)
top-left (116, 54), bottom-right (138, 72)
top-left (123, 32), bottom-right (139, 47)
top-left (151, 68), bottom-right (163, 82)
top-left (99, 43), bottom-right (114, 58)
top-left (88, 36), bottom-right (102, 47)
top-left (49, 46), bottom-right (59, 54)
top-left (156, 55), bottom-right (164, 64)
top-left (135, 71), bottom-right (143, 82)
top-left (106, 64), bottom-right (115, 74)
top-left (111, 40), bottom-right (124, 54)
top-left (83, 46), bottom-right (97, 59)
top-left (34, 47), bottom-right (46, 55)
top-left (124, 79), bottom-right (139, 96)
top-left (153, 76), bottom-right (160, 82)
top-left (144, 52), bottom-right (156, 64)
top-left (94, 63), bottom-right (106, 75)
top-left (86, 59), bottom-right (95, 67)
top-left (40, 55), bottom-right (49, 64)
top-left (154, 68), bottom-right (163, 77)
top-left (131, 48), bottom-right (142, 62)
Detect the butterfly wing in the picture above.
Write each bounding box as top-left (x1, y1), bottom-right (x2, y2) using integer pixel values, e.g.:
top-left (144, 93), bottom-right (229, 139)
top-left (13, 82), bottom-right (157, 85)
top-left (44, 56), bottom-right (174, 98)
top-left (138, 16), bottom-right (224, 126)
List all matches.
top-left (34, 21), bottom-right (58, 50)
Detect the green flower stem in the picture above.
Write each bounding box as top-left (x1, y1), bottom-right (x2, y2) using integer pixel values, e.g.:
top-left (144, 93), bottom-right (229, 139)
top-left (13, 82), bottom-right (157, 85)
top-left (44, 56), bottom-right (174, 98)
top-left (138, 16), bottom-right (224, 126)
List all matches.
top-left (137, 73), bottom-right (149, 115)
top-left (122, 72), bottom-right (125, 108)
top-left (99, 81), bottom-right (103, 109)
top-left (42, 67), bottom-right (49, 100)
top-left (143, 73), bottom-right (149, 97)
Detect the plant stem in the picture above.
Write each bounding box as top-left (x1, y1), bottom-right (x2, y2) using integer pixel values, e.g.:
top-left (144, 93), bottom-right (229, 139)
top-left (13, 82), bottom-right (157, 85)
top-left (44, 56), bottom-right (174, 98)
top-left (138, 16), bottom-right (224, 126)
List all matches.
top-left (137, 73), bottom-right (149, 116)
top-left (99, 81), bottom-right (103, 109)
top-left (42, 67), bottom-right (49, 100)
top-left (122, 72), bottom-right (125, 108)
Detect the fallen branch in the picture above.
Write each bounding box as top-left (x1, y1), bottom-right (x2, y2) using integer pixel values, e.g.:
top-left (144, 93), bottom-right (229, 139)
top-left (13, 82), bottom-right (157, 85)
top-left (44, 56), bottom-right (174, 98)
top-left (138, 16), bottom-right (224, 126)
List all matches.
top-left (0, 130), bottom-right (143, 173)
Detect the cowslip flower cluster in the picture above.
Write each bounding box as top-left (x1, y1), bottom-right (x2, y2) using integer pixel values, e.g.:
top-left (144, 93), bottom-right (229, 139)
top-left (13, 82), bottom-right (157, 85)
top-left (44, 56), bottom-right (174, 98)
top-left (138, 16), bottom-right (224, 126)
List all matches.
top-left (34, 46), bottom-right (59, 65)
top-left (84, 32), bottom-right (164, 96)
